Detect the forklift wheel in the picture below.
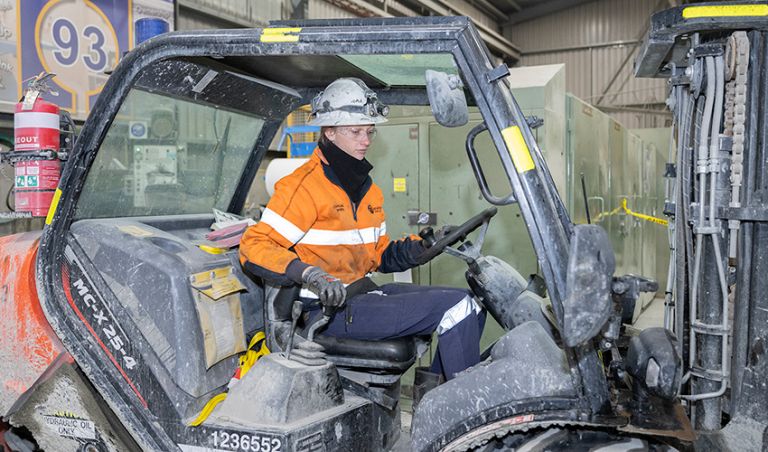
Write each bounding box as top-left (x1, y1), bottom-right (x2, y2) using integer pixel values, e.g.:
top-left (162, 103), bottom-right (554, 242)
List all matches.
top-left (448, 426), bottom-right (681, 452)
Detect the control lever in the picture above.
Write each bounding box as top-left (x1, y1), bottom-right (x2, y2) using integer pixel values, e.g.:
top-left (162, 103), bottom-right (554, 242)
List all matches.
top-left (285, 300), bottom-right (303, 361)
top-left (307, 305), bottom-right (334, 343)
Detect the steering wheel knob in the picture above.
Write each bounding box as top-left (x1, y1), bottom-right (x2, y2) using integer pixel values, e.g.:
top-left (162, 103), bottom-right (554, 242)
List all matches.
top-left (419, 226), bottom-right (437, 247)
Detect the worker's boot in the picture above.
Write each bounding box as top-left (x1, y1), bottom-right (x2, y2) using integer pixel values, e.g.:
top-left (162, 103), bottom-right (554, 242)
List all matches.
top-left (412, 367), bottom-right (443, 412)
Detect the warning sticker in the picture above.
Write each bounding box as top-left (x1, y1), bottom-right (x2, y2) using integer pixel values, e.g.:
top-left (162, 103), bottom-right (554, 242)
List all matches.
top-left (15, 176), bottom-right (26, 187)
top-left (26, 175), bottom-right (39, 187)
top-left (190, 267), bottom-right (246, 300)
top-left (43, 415), bottom-right (96, 440)
top-left (393, 177), bottom-right (407, 193)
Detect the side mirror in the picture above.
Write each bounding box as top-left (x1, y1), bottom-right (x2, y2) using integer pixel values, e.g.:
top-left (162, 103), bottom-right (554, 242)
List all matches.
top-left (425, 69), bottom-right (468, 128)
top-left (562, 224), bottom-right (615, 347)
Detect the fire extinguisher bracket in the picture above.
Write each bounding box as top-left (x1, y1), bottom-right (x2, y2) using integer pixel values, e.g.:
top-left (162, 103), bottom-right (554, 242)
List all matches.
top-left (3, 150), bottom-right (67, 164)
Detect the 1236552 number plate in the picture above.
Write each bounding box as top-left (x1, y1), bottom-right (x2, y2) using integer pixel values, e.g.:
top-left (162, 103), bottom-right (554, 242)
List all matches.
top-left (210, 430), bottom-right (283, 452)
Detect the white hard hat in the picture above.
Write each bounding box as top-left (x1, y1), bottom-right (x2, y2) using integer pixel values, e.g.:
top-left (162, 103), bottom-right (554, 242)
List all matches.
top-left (309, 78), bottom-right (389, 126)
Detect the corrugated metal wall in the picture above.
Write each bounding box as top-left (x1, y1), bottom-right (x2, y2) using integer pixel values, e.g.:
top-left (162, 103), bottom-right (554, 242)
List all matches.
top-left (178, 8), bottom-right (237, 30)
top-left (308, 0), bottom-right (358, 19)
top-left (307, 0), bottom-right (496, 27)
top-left (505, 0), bottom-right (670, 129)
top-left (178, 0), bottom-right (286, 28)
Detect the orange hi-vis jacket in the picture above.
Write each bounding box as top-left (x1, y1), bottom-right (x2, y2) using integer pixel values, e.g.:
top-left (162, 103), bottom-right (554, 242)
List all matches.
top-left (240, 148), bottom-right (423, 286)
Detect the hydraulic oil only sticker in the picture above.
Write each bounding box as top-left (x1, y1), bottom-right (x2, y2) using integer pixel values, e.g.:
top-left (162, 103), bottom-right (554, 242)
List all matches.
top-left (43, 414), bottom-right (96, 440)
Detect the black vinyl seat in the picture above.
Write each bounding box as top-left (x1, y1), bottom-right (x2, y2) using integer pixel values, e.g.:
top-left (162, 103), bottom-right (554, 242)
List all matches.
top-left (265, 284), bottom-right (421, 373)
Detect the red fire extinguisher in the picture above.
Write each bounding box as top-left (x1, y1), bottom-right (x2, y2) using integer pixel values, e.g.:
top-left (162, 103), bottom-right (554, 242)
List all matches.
top-left (12, 75), bottom-right (63, 217)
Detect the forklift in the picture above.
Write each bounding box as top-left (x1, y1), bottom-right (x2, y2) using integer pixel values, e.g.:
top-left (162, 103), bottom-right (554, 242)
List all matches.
top-left (0, 4), bottom-right (764, 451)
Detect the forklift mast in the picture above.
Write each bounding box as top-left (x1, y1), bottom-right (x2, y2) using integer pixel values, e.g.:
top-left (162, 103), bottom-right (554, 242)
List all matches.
top-left (635, 2), bottom-right (768, 447)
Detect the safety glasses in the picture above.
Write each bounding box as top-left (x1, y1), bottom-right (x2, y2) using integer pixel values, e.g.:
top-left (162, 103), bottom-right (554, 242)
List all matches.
top-left (336, 127), bottom-right (377, 141)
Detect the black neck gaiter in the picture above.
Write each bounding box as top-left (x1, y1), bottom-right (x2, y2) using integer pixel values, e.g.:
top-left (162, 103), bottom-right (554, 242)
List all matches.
top-left (319, 139), bottom-right (373, 203)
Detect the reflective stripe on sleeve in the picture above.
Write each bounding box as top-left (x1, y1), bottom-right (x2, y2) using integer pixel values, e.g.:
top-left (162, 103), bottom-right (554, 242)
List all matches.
top-left (437, 296), bottom-right (481, 335)
top-left (260, 208), bottom-right (306, 244)
top-left (299, 223), bottom-right (385, 246)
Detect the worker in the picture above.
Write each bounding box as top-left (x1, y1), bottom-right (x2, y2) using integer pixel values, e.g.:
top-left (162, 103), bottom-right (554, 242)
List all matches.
top-left (240, 78), bottom-right (485, 380)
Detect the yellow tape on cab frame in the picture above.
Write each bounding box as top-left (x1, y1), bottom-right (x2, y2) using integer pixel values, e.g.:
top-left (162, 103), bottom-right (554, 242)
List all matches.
top-left (260, 27), bottom-right (302, 43)
top-left (682, 4), bottom-right (768, 19)
top-left (501, 126), bottom-right (535, 173)
top-left (45, 188), bottom-right (62, 225)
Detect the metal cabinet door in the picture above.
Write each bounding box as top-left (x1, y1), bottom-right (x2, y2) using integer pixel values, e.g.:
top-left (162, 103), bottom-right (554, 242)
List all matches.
top-left (368, 122), bottom-right (422, 285)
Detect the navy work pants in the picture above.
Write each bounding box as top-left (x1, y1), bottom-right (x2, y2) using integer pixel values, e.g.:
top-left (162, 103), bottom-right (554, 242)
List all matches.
top-left (315, 283), bottom-right (486, 380)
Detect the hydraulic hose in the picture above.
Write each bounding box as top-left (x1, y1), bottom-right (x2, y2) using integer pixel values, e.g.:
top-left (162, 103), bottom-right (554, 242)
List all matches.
top-left (685, 56), bottom-right (715, 385)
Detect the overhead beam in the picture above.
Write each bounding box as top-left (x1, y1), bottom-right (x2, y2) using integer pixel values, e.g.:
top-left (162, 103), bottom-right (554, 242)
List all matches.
top-left (468, 0), bottom-right (509, 20)
top-left (326, 0), bottom-right (390, 16)
top-left (415, 0), bottom-right (521, 60)
top-left (383, 0), bottom-right (418, 16)
top-left (505, 0), bottom-right (597, 25)
top-left (333, 0), bottom-right (520, 60)
top-left (503, 0), bottom-right (522, 11)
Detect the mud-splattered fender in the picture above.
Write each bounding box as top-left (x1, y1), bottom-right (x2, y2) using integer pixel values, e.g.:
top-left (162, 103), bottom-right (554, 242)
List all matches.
top-left (0, 231), bottom-right (67, 416)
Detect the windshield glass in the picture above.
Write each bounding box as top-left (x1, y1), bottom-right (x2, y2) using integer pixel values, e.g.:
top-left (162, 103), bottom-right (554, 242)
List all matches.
top-left (75, 89), bottom-right (264, 219)
top-left (341, 54), bottom-right (458, 85)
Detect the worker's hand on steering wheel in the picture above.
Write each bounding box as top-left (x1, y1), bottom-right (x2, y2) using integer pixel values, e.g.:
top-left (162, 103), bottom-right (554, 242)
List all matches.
top-left (425, 225), bottom-right (458, 248)
top-left (419, 224), bottom-right (458, 250)
top-left (301, 266), bottom-right (346, 308)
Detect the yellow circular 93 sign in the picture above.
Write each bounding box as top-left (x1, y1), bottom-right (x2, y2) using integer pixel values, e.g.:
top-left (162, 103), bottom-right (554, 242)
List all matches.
top-left (34, 0), bottom-right (119, 113)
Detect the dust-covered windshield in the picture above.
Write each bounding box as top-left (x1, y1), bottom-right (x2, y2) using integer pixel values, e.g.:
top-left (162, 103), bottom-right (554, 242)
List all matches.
top-left (75, 89), bottom-right (264, 219)
top-left (341, 54), bottom-right (458, 85)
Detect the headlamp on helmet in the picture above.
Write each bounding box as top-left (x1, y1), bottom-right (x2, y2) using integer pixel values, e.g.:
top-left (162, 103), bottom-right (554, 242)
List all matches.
top-left (308, 78), bottom-right (389, 126)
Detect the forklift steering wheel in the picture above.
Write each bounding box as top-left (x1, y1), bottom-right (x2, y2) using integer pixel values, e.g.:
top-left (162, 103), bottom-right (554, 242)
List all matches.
top-left (418, 207), bottom-right (497, 262)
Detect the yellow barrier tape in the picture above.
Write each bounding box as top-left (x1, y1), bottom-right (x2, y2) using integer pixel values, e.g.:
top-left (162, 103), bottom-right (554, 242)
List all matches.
top-left (593, 205), bottom-right (622, 223)
top-left (591, 198), bottom-right (668, 226)
top-left (260, 27), bottom-right (301, 43)
top-left (501, 126), bottom-right (535, 173)
top-left (45, 188), bottom-right (62, 225)
top-left (682, 4), bottom-right (768, 19)
top-left (188, 332), bottom-right (270, 427)
top-left (621, 198), bottom-right (668, 226)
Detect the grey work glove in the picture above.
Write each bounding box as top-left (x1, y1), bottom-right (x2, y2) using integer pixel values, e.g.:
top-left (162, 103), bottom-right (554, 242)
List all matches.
top-left (301, 266), bottom-right (347, 308)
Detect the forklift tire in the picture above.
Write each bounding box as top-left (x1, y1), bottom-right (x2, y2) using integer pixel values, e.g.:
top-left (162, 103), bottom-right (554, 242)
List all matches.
top-left (447, 426), bottom-right (677, 452)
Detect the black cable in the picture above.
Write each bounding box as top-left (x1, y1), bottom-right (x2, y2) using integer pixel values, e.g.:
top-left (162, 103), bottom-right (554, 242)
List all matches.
top-left (580, 172), bottom-right (591, 224)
